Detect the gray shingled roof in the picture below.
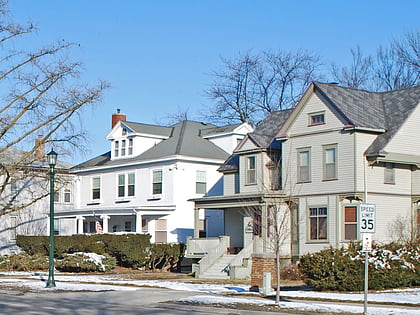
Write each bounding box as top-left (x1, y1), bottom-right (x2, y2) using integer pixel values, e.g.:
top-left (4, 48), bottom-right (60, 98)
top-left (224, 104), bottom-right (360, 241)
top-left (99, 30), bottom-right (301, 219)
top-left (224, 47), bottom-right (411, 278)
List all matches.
top-left (123, 121), bottom-right (172, 137)
top-left (0, 147), bottom-right (73, 169)
top-left (314, 82), bottom-right (420, 155)
top-left (219, 110), bottom-right (291, 173)
top-left (72, 120), bottom-right (231, 171)
top-left (248, 110), bottom-right (292, 148)
top-left (200, 123), bottom-right (242, 137)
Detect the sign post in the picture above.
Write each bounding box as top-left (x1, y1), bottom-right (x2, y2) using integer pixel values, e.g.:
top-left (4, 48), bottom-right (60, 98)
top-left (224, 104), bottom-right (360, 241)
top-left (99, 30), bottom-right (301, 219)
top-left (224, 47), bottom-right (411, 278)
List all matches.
top-left (359, 203), bottom-right (376, 315)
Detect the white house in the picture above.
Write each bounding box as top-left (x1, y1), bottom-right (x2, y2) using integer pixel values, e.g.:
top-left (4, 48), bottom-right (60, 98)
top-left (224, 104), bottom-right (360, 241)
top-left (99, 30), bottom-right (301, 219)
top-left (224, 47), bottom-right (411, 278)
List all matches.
top-left (187, 82), bottom-right (420, 283)
top-left (55, 111), bottom-right (253, 243)
top-left (0, 143), bottom-right (74, 255)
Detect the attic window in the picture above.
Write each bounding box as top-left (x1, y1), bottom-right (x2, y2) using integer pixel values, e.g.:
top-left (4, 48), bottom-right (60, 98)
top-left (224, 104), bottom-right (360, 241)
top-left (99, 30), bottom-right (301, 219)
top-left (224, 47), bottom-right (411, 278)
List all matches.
top-left (122, 128), bottom-right (127, 136)
top-left (309, 112), bottom-right (325, 126)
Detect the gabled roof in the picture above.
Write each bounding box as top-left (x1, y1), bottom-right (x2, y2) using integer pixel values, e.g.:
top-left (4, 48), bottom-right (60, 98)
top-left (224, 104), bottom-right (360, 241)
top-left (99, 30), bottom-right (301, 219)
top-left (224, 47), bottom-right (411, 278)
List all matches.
top-left (247, 110), bottom-right (292, 148)
top-left (219, 110), bottom-right (291, 173)
top-left (122, 121), bottom-right (172, 137)
top-left (200, 123), bottom-right (243, 137)
top-left (72, 120), bottom-right (231, 171)
top-left (313, 82), bottom-right (420, 155)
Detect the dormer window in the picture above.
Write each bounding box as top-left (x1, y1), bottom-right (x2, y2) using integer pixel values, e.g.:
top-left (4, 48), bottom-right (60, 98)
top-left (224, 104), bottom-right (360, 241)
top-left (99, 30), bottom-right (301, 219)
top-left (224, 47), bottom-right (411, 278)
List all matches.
top-left (121, 140), bottom-right (126, 156)
top-left (114, 141), bottom-right (119, 157)
top-left (309, 112), bottom-right (325, 126)
top-left (128, 138), bottom-right (133, 155)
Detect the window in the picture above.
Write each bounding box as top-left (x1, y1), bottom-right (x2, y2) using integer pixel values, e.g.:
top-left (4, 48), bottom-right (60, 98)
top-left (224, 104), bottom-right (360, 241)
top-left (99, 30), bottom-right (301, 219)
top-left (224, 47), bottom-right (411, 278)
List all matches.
top-left (118, 173), bottom-right (135, 197)
top-left (10, 216), bottom-right (17, 241)
top-left (152, 170), bottom-right (163, 194)
top-left (155, 219), bottom-right (167, 243)
top-left (297, 148), bottom-right (311, 182)
top-left (384, 163), bottom-right (395, 184)
top-left (124, 221), bottom-right (132, 232)
top-left (54, 190), bottom-right (60, 203)
top-left (92, 177), bottom-right (101, 200)
top-left (196, 170), bottom-right (207, 194)
top-left (114, 141), bottom-right (119, 157)
top-left (10, 180), bottom-right (18, 194)
top-left (246, 156), bottom-right (256, 185)
top-left (344, 206), bottom-right (357, 240)
top-left (309, 112), bottom-right (325, 126)
top-left (64, 188), bottom-right (71, 203)
top-left (309, 207), bottom-right (327, 240)
top-left (324, 145), bottom-right (337, 180)
top-left (54, 218), bottom-right (60, 236)
top-left (121, 140), bottom-right (126, 156)
top-left (128, 173), bottom-right (135, 196)
top-left (118, 174), bottom-right (125, 197)
top-left (142, 218), bottom-right (148, 233)
top-left (128, 138), bottom-right (133, 155)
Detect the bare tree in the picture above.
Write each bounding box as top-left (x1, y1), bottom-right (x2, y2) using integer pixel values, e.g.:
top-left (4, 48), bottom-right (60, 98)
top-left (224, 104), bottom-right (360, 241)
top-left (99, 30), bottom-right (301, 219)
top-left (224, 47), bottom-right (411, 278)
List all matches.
top-left (204, 50), bottom-right (322, 125)
top-left (331, 46), bottom-right (373, 89)
top-left (0, 1), bottom-right (108, 216)
top-left (158, 105), bottom-right (193, 126)
top-left (205, 51), bottom-right (259, 124)
top-left (240, 149), bottom-right (299, 305)
top-left (391, 29), bottom-right (420, 71)
top-left (331, 31), bottom-right (419, 91)
top-left (387, 213), bottom-right (419, 243)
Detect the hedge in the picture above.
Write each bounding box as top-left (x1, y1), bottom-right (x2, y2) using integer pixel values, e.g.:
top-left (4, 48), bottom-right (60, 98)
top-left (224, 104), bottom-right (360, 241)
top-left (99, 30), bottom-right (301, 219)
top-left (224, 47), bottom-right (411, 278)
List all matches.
top-left (16, 234), bottom-right (184, 272)
top-left (298, 239), bottom-right (420, 291)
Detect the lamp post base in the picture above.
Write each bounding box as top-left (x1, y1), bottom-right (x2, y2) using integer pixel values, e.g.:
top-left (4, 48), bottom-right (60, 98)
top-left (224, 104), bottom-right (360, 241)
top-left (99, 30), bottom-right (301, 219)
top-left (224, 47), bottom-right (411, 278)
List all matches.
top-left (46, 280), bottom-right (56, 288)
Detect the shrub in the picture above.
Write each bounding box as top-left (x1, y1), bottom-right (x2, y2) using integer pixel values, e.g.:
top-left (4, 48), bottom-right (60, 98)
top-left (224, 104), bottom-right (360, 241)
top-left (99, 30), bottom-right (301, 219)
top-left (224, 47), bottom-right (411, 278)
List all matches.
top-left (298, 239), bottom-right (420, 291)
top-left (280, 264), bottom-right (302, 281)
top-left (56, 252), bottom-right (116, 272)
top-left (0, 253), bottom-right (49, 271)
top-left (147, 243), bottom-right (185, 271)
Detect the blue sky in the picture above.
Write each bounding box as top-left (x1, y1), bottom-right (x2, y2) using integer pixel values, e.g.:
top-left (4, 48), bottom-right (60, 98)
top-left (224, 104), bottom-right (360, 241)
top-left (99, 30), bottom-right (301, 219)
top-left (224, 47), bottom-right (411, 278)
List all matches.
top-left (8, 0), bottom-right (419, 164)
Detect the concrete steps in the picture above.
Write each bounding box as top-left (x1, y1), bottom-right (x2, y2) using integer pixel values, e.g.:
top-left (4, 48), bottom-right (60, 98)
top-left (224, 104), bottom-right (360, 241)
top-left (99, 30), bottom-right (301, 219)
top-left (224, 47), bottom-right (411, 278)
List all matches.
top-left (198, 254), bottom-right (235, 279)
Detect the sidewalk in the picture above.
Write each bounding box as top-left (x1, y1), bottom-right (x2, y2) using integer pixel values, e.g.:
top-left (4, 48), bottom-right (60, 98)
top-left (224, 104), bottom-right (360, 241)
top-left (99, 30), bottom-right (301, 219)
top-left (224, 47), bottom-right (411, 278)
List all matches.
top-left (0, 272), bottom-right (419, 314)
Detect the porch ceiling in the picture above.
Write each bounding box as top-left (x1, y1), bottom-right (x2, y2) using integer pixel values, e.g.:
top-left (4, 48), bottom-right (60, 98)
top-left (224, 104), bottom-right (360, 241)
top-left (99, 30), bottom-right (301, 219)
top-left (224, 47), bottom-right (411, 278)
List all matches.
top-left (191, 193), bottom-right (285, 209)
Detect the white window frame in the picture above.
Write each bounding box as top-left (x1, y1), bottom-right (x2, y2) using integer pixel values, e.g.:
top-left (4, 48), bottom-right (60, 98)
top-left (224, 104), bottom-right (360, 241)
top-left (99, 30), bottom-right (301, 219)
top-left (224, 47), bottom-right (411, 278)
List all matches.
top-left (297, 148), bottom-right (311, 183)
top-left (323, 144), bottom-right (338, 180)
top-left (308, 206), bottom-right (328, 241)
top-left (121, 139), bottom-right (126, 156)
top-left (152, 169), bottom-right (163, 195)
top-left (92, 177), bottom-right (101, 200)
top-left (344, 205), bottom-right (358, 241)
top-left (117, 173), bottom-right (135, 198)
top-left (114, 141), bottom-right (119, 157)
top-left (128, 138), bottom-right (133, 155)
top-left (309, 111), bottom-right (325, 126)
top-left (384, 162), bottom-right (395, 184)
top-left (245, 156), bottom-right (257, 185)
top-left (196, 170), bottom-right (207, 194)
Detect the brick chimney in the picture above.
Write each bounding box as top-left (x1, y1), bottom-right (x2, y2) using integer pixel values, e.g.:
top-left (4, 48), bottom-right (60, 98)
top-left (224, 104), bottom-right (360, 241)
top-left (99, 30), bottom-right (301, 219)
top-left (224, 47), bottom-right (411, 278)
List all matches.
top-left (35, 135), bottom-right (45, 161)
top-left (112, 109), bottom-right (126, 129)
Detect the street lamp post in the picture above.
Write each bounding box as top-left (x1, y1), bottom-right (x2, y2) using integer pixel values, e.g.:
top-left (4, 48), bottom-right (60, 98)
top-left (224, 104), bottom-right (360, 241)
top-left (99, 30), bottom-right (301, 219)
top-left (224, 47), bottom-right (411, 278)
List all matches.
top-left (46, 149), bottom-right (58, 288)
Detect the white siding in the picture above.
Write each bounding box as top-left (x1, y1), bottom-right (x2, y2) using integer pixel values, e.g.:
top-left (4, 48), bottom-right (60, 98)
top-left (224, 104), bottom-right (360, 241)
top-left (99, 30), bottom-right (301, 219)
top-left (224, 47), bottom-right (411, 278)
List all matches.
top-left (384, 102), bottom-right (420, 155)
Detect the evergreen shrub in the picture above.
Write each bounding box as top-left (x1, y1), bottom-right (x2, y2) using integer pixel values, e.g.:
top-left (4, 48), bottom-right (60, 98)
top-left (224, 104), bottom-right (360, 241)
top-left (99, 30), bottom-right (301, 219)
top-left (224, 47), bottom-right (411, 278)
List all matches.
top-left (298, 239), bottom-right (420, 291)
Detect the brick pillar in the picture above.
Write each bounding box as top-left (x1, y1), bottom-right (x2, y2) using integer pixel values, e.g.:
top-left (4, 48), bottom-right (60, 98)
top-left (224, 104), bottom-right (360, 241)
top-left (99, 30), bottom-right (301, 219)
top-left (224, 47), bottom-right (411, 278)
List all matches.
top-left (250, 255), bottom-right (277, 288)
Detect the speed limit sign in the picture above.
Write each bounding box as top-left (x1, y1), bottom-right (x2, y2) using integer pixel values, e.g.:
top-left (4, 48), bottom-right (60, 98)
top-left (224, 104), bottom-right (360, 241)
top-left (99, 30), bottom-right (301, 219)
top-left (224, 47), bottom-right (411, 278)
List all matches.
top-left (359, 203), bottom-right (376, 233)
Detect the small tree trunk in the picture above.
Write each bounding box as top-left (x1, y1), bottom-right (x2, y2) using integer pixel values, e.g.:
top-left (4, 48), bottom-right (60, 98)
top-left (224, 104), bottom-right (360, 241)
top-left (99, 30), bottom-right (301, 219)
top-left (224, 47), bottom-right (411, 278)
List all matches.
top-left (275, 251), bottom-right (281, 304)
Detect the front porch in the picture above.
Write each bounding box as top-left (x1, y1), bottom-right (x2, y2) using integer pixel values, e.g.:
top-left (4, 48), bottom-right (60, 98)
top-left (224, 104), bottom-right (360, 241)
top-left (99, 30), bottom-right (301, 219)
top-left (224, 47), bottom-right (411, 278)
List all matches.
top-left (54, 207), bottom-right (177, 243)
top-left (187, 193), bottom-right (296, 280)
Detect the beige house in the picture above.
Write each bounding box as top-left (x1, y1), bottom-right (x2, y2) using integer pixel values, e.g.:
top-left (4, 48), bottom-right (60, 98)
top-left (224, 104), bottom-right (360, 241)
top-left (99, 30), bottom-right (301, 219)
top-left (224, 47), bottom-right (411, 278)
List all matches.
top-left (187, 82), bottom-right (420, 284)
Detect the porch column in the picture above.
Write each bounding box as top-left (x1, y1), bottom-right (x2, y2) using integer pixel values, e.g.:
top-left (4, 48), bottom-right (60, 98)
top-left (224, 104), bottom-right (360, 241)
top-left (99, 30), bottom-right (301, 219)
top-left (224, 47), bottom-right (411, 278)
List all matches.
top-left (194, 207), bottom-right (200, 238)
top-left (135, 211), bottom-right (142, 233)
top-left (261, 202), bottom-right (268, 252)
top-left (76, 216), bottom-right (85, 234)
top-left (100, 215), bottom-right (110, 233)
